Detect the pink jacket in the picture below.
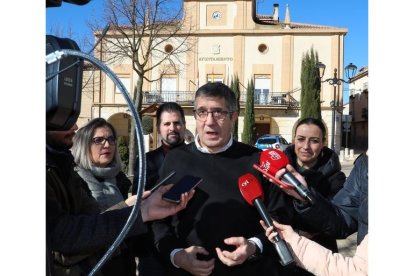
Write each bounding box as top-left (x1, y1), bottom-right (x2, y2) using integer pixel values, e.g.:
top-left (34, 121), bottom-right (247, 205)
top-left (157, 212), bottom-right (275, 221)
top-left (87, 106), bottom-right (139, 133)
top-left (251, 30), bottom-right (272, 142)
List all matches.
top-left (288, 232), bottom-right (368, 276)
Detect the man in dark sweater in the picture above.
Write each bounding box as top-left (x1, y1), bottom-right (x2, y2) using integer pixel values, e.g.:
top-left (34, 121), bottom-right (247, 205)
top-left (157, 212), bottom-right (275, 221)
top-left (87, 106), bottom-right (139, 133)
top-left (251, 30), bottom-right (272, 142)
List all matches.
top-left (152, 82), bottom-right (294, 276)
top-left (135, 102), bottom-right (187, 275)
top-left (134, 102), bottom-right (186, 193)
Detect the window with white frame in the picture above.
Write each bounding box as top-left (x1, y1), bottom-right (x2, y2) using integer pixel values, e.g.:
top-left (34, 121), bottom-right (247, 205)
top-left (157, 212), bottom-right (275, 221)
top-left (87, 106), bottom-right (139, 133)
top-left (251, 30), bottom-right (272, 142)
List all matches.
top-left (207, 74), bottom-right (223, 83)
top-left (161, 76), bottom-right (177, 102)
top-left (254, 76), bottom-right (270, 104)
top-left (115, 77), bottom-right (130, 94)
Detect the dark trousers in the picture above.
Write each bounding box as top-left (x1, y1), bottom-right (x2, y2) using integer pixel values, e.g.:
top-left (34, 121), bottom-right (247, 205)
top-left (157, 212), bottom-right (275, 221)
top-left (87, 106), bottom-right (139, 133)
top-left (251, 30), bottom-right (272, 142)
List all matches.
top-left (137, 255), bottom-right (169, 276)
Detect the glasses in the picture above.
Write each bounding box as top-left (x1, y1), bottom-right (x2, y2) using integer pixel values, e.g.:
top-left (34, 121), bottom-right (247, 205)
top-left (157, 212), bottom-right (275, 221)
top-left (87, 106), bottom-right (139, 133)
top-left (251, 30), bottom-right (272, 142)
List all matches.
top-left (92, 136), bottom-right (116, 145)
top-left (193, 109), bottom-right (233, 122)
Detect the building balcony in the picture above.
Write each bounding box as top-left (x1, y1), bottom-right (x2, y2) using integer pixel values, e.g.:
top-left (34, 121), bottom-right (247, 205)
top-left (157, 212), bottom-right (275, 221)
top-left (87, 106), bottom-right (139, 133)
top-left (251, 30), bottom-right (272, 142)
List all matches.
top-left (143, 90), bottom-right (300, 109)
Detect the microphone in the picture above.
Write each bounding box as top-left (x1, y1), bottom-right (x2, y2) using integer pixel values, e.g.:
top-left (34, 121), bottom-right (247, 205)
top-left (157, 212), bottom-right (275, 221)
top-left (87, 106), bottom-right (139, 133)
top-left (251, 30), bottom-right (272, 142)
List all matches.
top-left (255, 149), bottom-right (315, 205)
top-left (238, 173), bottom-right (295, 266)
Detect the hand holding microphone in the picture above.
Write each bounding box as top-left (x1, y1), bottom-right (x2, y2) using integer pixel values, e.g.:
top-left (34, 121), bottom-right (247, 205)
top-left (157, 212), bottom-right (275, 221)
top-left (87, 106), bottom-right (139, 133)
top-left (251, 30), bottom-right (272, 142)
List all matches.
top-left (238, 173), bottom-right (295, 266)
top-left (254, 149), bottom-right (315, 205)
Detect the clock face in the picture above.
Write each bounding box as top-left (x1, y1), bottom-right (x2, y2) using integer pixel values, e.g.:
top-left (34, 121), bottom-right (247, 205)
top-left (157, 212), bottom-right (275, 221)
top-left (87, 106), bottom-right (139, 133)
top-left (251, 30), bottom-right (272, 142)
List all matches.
top-left (212, 11), bottom-right (222, 20)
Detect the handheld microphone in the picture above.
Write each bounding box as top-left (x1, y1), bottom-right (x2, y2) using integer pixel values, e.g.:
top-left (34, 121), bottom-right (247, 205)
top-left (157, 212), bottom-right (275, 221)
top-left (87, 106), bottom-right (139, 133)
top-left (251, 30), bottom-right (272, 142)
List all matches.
top-left (238, 173), bottom-right (295, 266)
top-left (255, 149), bottom-right (315, 205)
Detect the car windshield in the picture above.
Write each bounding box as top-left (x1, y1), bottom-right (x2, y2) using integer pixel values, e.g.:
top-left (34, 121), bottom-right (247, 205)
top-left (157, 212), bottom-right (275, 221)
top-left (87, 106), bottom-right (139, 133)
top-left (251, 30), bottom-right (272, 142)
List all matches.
top-left (258, 138), bottom-right (277, 144)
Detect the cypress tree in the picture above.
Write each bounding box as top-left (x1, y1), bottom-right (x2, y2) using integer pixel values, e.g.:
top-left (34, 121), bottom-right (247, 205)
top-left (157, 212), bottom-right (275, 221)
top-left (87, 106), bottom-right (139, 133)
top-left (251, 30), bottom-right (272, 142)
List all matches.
top-left (242, 79), bottom-right (255, 145)
top-left (300, 47), bottom-right (322, 120)
top-left (230, 74), bottom-right (241, 141)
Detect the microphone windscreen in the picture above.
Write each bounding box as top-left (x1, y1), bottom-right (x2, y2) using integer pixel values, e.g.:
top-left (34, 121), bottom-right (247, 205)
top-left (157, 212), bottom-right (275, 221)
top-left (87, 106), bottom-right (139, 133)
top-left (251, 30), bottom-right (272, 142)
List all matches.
top-left (259, 149), bottom-right (289, 175)
top-left (238, 173), bottom-right (264, 206)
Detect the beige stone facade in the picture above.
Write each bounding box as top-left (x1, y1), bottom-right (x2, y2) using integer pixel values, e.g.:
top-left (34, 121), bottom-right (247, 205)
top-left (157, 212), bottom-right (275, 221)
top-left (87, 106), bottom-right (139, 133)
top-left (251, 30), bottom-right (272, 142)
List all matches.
top-left (79, 0), bottom-right (350, 151)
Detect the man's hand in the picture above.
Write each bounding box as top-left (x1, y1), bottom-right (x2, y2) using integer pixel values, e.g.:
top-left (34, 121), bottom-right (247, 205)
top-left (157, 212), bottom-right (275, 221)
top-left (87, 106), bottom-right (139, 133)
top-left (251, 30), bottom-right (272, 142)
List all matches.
top-left (140, 184), bottom-right (195, 222)
top-left (215, 237), bottom-right (255, 266)
top-left (141, 190), bottom-right (151, 199)
top-left (174, 246), bottom-right (215, 276)
top-left (124, 195), bottom-right (137, 206)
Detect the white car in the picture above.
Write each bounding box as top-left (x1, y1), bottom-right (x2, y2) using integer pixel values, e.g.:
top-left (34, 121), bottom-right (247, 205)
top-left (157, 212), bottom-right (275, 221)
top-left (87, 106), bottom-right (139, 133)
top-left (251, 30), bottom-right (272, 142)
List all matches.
top-left (255, 134), bottom-right (290, 151)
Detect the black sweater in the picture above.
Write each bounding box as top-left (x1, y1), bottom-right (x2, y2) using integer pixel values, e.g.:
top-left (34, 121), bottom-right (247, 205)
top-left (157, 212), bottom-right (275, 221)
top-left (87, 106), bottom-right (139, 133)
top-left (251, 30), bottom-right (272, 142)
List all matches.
top-left (152, 141), bottom-right (294, 276)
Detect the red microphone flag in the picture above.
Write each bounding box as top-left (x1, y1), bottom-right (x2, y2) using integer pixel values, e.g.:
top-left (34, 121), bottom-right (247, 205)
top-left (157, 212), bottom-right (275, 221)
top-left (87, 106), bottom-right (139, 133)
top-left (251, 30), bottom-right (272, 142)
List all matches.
top-left (238, 173), bottom-right (264, 206)
top-left (259, 149), bottom-right (289, 175)
top-left (254, 149), bottom-right (294, 189)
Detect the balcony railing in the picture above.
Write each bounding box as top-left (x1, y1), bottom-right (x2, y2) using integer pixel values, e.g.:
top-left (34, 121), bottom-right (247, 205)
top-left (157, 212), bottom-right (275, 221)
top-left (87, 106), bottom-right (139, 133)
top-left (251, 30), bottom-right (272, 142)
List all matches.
top-left (143, 91), bottom-right (300, 109)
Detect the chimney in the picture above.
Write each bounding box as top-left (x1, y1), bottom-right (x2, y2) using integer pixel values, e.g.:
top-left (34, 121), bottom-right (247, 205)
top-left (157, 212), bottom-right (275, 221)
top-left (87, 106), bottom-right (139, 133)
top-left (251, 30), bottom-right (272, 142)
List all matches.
top-left (273, 4), bottom-right (279, 22)
top-left (284, 3), bottom-right (291, 29)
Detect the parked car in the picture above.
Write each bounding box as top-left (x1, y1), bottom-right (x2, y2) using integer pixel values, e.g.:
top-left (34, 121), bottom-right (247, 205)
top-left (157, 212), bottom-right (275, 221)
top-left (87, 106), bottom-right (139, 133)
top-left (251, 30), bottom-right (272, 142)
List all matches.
top-left (255, 134), bottom-right (290, 151)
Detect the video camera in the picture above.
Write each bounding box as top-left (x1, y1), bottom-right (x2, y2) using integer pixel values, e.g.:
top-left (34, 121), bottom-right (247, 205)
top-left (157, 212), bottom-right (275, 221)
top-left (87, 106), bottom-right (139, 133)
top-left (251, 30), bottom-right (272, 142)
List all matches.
top-left (46, 0), bottom-right (90, 8)
top-left (46, 35), bottom-right (83, 131)
top-left (46, 0), bottom-right (90, 131)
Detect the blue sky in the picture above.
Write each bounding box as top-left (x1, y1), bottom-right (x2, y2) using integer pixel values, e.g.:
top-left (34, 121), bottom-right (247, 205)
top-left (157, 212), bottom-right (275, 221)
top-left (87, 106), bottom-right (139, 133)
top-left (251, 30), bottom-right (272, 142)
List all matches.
top-left (46, 0), bottom-right (368, 102)
top-left (46, 0), bottom-right (368, 67)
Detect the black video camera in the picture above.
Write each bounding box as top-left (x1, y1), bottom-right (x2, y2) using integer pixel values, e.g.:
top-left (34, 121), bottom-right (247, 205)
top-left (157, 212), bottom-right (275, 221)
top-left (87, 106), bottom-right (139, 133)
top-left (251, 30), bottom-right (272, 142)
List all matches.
top-left (46, 0), bottom-right (90, 8)
top-left (46, 35), bottom-right (83, 131)
top-left (46, 0), bottom-right (90, 131)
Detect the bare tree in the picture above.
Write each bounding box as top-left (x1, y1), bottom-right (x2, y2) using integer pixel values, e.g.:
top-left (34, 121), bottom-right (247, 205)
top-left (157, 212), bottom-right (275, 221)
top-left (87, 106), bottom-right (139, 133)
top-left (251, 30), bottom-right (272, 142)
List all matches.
top-left (90, 0), bottom-right (193, 176)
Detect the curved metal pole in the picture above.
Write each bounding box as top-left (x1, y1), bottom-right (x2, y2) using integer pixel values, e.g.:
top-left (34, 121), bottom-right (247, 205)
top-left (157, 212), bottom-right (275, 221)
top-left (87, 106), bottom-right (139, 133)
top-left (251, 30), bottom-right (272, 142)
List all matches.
top-left (46, 49), bottom-right (146, 276)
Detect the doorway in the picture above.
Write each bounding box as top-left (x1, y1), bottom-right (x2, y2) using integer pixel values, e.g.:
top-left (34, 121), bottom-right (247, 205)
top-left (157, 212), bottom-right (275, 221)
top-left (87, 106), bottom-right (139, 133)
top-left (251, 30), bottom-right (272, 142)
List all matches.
top-left (253, 123), bottom-right (270, 143)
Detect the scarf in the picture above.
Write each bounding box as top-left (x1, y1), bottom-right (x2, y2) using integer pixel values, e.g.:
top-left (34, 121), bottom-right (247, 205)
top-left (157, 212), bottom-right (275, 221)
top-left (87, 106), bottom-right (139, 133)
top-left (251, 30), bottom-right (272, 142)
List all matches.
top-left (76, 161), bottom-right (125, 211)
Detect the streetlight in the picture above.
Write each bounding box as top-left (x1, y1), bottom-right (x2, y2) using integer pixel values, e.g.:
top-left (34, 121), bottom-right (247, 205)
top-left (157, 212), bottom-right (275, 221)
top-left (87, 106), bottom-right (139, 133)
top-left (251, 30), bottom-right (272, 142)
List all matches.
top-left (316, 62), bottom-right (357, 151)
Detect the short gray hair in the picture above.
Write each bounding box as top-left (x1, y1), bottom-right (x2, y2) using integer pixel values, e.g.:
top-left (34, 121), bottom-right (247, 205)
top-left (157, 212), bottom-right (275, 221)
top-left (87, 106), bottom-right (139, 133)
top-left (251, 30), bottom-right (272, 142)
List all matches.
top-left (72, 118), bottom-right (122, 170)
top-left (195, 82), bottom-right (237, 112)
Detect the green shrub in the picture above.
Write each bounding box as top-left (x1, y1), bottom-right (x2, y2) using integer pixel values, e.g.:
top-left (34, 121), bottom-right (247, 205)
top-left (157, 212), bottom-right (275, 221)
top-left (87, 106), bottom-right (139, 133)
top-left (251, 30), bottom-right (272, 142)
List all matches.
top-left (141, 115), bottom-right (153, 135)
top-left (117, 136), bottom-right (129, 173)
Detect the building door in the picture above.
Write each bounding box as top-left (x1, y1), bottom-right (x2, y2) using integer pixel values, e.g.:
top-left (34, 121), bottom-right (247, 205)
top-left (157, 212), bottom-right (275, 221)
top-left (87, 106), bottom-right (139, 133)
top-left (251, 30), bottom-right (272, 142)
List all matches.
top-left (253, 123), bottom-right (270, 143)
top-left (161, 76), bottom-right (177, 102)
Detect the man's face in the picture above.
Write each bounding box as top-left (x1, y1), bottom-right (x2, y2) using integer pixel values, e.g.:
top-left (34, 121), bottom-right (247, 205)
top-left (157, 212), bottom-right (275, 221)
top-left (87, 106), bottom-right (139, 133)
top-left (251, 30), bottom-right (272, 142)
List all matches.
top-left (158, 111), bottom-right (186, 147)
top-left (194, 96), bottom-right (238, 153)
top-left (46, 123), bottom-right (78, 150)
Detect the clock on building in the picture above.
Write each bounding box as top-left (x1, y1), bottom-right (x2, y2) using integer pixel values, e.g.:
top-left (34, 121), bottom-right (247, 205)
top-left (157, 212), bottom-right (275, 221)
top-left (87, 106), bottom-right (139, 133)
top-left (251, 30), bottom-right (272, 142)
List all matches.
top-left (212, 11), bottom-right (222, 20)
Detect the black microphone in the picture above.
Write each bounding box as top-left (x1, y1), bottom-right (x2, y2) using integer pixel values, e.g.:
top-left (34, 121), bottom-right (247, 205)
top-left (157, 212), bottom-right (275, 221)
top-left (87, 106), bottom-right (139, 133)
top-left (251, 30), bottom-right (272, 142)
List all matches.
top-left (238, 173), bottom-right (295, 266)
top-left (256, 149), bottom-right (315, 205)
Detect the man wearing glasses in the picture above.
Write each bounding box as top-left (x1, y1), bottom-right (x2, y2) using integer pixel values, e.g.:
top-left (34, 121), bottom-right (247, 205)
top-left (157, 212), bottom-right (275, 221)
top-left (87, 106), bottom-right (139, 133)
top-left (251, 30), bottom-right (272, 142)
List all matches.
top-left (152, 82), bottom-right (294, 276)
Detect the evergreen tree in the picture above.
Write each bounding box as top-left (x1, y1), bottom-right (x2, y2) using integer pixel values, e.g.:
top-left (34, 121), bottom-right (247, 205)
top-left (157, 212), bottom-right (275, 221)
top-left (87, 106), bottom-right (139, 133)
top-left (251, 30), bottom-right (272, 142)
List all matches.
top-left (141, 115), bottom-right (153, 135)
top-left (300, 47), bottom-right (322, 120)
top-left (242, 79), bottom-right (255, 145)
top-left (230, 74), bottom-right (241, 141)
top-left (117, 136), bottom-right (129, 173)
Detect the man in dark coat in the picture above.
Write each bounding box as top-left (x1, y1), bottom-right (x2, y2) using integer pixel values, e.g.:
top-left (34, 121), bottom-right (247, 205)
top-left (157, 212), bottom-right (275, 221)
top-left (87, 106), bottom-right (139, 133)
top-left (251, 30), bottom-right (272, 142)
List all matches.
top-left (134, 102), bottom-right (187, 276)
top-left (152, 83), bottom-right (294, 276)
top-left (134, 102), bottom-right (187, 193)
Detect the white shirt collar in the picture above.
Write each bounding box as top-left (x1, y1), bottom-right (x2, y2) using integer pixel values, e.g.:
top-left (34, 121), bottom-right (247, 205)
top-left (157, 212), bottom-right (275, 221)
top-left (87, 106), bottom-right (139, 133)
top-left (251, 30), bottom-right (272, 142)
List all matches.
top-left (194, 134), bottom-right (234, 154)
